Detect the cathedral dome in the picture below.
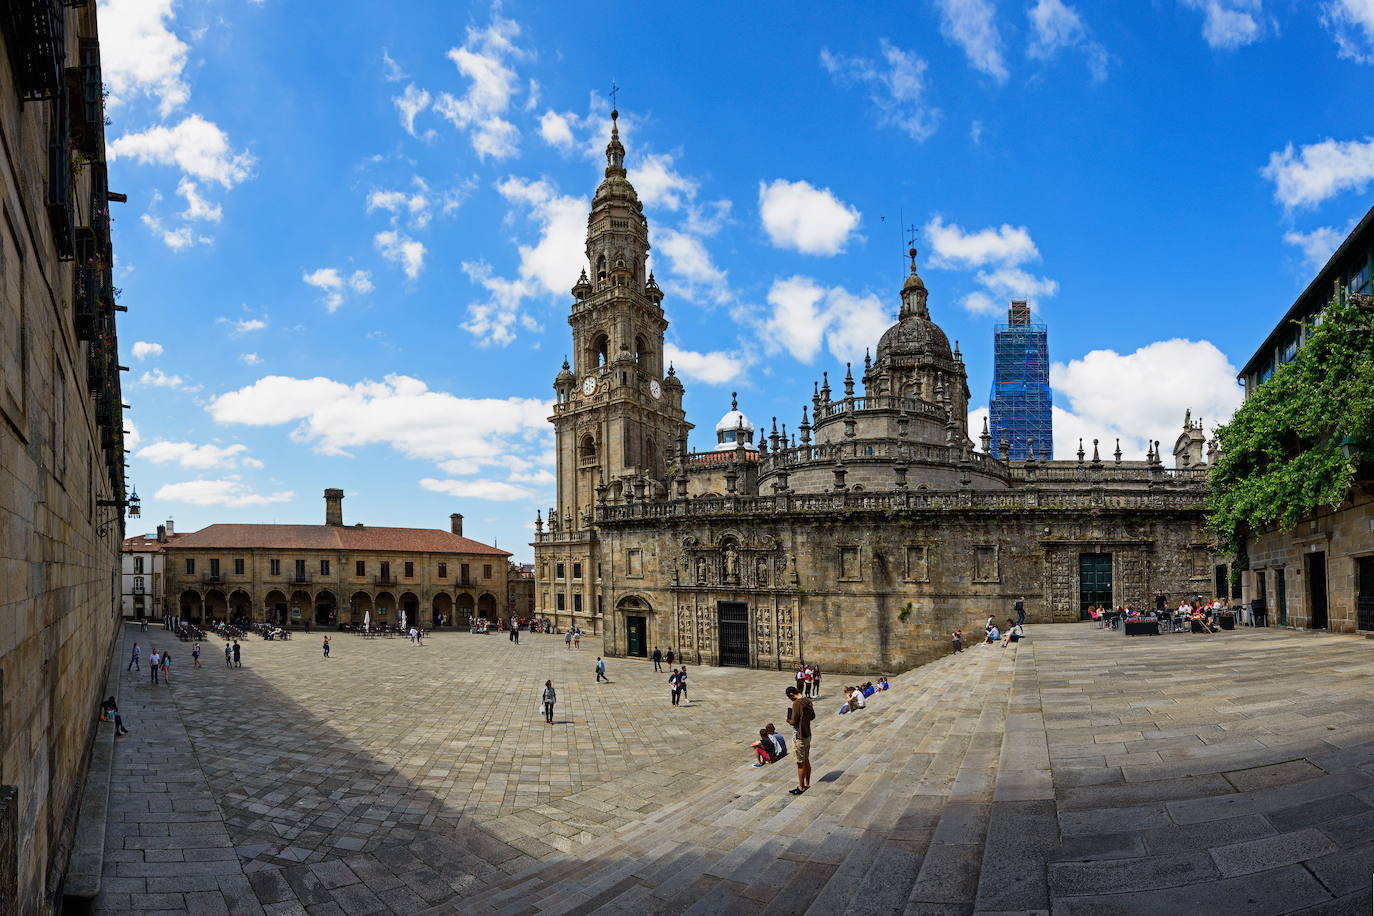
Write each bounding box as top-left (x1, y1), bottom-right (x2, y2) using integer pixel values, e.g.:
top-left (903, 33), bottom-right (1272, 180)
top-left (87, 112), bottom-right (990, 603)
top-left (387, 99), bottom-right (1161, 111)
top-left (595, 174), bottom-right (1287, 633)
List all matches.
top-left (876, 314), bottom-right (952, 362)
top-left (714, 393), bottom-right (757, 451)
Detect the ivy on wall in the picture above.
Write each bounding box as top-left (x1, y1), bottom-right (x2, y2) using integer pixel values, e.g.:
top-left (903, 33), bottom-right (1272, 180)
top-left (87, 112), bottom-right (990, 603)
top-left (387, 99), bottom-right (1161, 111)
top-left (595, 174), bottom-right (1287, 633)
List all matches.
top-left (1209, 293), bottom-right (1374, 553)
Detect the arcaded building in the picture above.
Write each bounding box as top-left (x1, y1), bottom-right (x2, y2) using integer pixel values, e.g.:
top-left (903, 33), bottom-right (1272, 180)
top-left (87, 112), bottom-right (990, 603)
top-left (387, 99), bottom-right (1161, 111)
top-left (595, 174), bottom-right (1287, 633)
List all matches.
top-left (162, 490), bottom-right (510, 628)
top-left (0, 2), bottom-right (132, 909)
top-left (533, 113), bottom-right (1213, 673)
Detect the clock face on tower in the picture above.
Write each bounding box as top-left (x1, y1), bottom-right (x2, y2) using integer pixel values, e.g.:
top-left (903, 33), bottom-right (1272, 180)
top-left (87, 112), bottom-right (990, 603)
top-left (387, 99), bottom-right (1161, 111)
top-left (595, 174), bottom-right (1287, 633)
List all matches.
top-left (649, 379), bottom-right (662, 399)
top-left (582, 375), bottom-right (597, 396)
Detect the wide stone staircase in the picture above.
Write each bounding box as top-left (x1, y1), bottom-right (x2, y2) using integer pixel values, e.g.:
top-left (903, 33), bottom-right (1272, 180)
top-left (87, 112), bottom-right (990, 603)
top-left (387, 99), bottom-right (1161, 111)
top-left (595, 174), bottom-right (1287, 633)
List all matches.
top-left (446, 642), bottom-right (1030, 914)
top-left (445, 626), bottom-right (1374, 915)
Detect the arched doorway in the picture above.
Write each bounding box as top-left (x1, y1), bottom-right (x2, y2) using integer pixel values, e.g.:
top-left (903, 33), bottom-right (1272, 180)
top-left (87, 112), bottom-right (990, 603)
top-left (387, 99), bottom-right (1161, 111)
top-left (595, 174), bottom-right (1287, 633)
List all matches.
top-left (399, 592), bottom-right (420, 628)
top-left (456, 593), bottom-right (474, 627)
top-left (203, 589), bottom-right (227, 624)
top-left (616, 595), bottom-right (652, 658)
top-left (315, 590), bottom-right (337, 626)
top-left (432, 593), bottom-right (453, 628)
top-left (375, 591), bottom-right (396, 626)
top-left (179, 590), bottom-right (202, 622)
top-left (349, 592), bottom-right (372, 626)
top-left (228, 589), bottom-right (253, 623)
top-left (477, 593), bottom-right (497, 623)
top-left (290, 590), bottom-right (312, 627)
top-left (264, 589), bottom-right (288, 625)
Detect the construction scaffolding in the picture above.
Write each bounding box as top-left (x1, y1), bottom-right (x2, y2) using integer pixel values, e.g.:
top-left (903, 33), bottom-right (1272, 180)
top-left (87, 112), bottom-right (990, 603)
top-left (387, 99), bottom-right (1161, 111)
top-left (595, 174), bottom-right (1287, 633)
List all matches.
top-left (989, 301), bottom-right (1053, 461)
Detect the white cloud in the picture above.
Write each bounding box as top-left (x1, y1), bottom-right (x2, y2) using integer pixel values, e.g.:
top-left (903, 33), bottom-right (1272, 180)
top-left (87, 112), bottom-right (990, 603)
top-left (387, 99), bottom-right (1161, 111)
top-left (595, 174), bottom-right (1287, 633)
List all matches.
top-left (240, 353), bottom-right (262, 365)
top-left (1283, 226), bottom-right (1345, 270)
top-left (925, 215), bottom-right (1039, 269)
top-left (98, 0), bottom-right (190, 116)
top-left (1323, 0), bottom-right (1374, 63)
top-left (303, 267), bottom-right (373, 312)
top-left (137, 440), bottom-right (253, 470)
top-left (763, 276), bottom-right (889, 364)
top-left (633, 153), bottom-right (699, 212)
top-left (367, 181), bottom-right (433, 228)
top-left (1180, 0), bottom-right (1265, 50)
top-left (1261, 137), bottom-right (1374, 208)
top-left (138, 368), bottom-right (198, 391)
top-left (381, 49), bottom-right (407, 82)
top-left (1049, 338), bottom-right (1242, 459)
top-left (758, 179), bottom-right (862, 256)
top-left (393, 84), bottom-right (432, 138)
top-left (140, 211), bottom-right (209, 250)
top-left (664, 343), bottom-right (748, 386)
top-left (131, 341), bottom-right (164, 360)
top-left (419, 478), bottom-right (533, 502)
top-left (432, 10), bottom-right (528, 159)
top-left (657, 228), bottom-right (731, 306)
top-left (109, 114), bottom-right (255, 188)
top-left (935, 0), bottom-right (1009, 82)
top-left (925, 215), bottom-right (1056, 314)
top-left (820, 40), bottom-right (940, 142)
top-left (124, 418), bottom-right (141, 451)
top-left (208, 374), bottom-right (553, 501)
top-left (176, 178), bottom-right (221, 222)
top-left (218, 317), bottom-right (266, 335)
top-left (538, 110), bottom-right (576, 149)
top-left (153, 477), bottom-right (293, 507)
top-left (374, 230), bottom-right (426, 280)
top-left (1028, 0), bottom-right (1109, 81)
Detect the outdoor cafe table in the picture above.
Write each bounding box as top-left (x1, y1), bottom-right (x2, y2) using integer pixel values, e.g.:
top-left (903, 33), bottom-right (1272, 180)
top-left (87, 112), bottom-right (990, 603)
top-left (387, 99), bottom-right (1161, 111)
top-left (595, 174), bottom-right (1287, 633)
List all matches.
top-left (1124, 618), bottom-right (1160, 636)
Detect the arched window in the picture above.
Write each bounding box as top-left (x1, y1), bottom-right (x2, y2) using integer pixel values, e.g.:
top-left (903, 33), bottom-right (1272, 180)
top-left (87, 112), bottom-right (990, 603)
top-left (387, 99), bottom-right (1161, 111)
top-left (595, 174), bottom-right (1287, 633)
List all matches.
top-left (592, 333), bottom-right (608, 368)
top-left (579, 436), bottom-right (596, 460)
top-left (596, 255), bottom-right (607, 283)
top-left (634, 335), bottom-right (646, 363)
top-left (645, 439), bottom-right (656, 473)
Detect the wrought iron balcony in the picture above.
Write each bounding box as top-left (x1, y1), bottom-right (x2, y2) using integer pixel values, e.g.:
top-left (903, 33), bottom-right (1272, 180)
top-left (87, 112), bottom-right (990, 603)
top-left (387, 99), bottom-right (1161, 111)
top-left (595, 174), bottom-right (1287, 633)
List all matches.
top-left (2, 0), bottom-right (66, 102)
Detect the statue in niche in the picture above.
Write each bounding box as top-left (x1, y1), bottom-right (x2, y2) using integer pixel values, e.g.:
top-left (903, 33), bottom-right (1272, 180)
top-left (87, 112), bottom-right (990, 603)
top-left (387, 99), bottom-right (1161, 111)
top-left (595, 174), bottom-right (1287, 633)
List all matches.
top-left (756, 558), bottom-right (769, 587)
top-left (695, 558), bottom-right (707, 585)
top-left (724, 543), bottom-right (739, 582)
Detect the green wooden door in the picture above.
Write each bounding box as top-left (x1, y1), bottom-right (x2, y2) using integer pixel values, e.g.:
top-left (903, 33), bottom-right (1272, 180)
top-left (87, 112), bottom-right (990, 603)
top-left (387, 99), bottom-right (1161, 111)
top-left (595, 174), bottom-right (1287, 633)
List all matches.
top-left (1078, 553), bottom-right (1113, 619)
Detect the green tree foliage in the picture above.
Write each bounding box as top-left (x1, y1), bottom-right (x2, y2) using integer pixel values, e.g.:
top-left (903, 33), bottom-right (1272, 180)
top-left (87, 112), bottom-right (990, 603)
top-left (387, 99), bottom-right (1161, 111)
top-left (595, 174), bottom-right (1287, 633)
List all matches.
top-left (1209, 294), bottom-right (1374, 553)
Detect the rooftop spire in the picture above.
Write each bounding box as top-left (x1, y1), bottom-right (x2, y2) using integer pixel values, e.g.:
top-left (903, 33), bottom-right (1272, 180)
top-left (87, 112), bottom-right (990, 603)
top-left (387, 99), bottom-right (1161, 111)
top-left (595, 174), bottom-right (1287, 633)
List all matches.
top-left (604, 107), bottom-right (626, 175)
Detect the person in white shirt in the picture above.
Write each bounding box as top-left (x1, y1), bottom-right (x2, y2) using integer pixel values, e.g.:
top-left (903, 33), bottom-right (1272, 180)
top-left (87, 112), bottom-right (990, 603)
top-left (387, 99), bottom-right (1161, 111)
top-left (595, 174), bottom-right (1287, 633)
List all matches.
top-left (986, 626), bottom-right (1000, 644)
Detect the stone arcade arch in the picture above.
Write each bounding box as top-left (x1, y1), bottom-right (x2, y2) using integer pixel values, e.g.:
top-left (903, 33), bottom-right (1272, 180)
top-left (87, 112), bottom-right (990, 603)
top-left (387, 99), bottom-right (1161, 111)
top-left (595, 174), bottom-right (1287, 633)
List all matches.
top-left (290, 590), bottom-right (312, 626)
top-left (264, 590), bottom-right (288, 625)
top-left (179, 590), bottom-right (202, 622)
top-left (456, 593), bottom-right (475, 626)
top-left (203, 589), bottom-right (227, 623)
top-left (314, 590), bottom-right (337, 626)
top-left (399, 592), bottom-right (421, 628)
top-left (374, 591), bottom-right (396, 625)
top-left (477, 593), bottom-right (497, 620)
top-left (349, 592), bottom-right (371, 625)
top-left (432, 592), bottom-right (453, 627)
top-left (228, 589), bottom-right (252, 622)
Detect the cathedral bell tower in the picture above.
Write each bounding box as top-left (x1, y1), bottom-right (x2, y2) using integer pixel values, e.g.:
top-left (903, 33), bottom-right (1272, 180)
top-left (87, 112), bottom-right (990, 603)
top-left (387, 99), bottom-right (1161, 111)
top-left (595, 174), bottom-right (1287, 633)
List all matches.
top-left (548, 109), bottom-right (689, 534)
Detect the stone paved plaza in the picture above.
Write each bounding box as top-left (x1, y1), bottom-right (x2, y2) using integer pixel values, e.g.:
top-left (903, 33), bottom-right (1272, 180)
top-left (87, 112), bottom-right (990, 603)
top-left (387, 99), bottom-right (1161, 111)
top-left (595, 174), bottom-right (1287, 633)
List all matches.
top-left (91, 621), bottom-right (1374, 914)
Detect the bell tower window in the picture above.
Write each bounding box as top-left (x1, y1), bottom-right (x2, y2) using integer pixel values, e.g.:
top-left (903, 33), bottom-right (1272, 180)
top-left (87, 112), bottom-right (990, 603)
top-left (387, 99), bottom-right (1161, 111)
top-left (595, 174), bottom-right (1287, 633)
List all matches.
top-left (591, 333), bottom-right (608, 368)
top-left (596, 255), bottom-right (606, 283)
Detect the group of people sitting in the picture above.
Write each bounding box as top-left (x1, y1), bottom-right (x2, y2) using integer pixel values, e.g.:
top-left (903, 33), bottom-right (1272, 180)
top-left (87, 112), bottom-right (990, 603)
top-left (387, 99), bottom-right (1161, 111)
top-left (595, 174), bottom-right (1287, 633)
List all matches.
top-left (983, 616), bottom-right (1025, 647)
top-left (1180, 599), bottom-right (1228, 633)
top-left (839, 678), bottom-right (889, 714)
top-left (1087, 605), bottom-right (1150, 629)
top-left (751, 724), bottom-right (788, 767)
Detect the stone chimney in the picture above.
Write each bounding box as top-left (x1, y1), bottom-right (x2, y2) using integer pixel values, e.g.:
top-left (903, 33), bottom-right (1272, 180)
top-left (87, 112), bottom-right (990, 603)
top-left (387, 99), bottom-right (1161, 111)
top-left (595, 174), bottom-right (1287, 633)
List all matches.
top-left (156, 524), bottom-right (167, 543)
top-left (324, 488), bottom-right (345, 526)
top-left (164, 518), bottom-right (174, 537)
top-left (450, 513), bottom-right (464, 536)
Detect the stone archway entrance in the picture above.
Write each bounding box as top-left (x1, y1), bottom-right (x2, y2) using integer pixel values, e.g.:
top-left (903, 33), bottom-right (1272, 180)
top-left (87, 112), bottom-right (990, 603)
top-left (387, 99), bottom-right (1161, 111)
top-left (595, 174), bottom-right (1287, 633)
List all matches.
top-left (264, 590), bottom-right (288, 625)
top-left (456, 593), bottom-right (475, 627)
top-left (204, 589), bottom-right (228, 624)
top-left (349, 592), bottom-right (372, 626)
top-left (375, 592), bottom-right (396, 627)
top-left (290, 590), bottom-right (312, 626)
top-left (399, 592), bottom-right (420, 628)
top-left (179, 590), bottom-right (203, 622)
top-left (315, 590), bottom-right (337, 626)
top-left (616, 595), bottom-right (652, 657)
top-left (477, 593), bottom-right (497, 623)
top-left (433, 593), bottom-right (453, 628)
top-left (228, 589), bottom-right (252, 622)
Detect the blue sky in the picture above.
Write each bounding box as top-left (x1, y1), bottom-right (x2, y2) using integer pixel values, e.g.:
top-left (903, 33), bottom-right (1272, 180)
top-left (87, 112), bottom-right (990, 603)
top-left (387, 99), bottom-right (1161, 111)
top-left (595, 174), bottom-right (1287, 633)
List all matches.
top-left (104, 0), bottom-right (1374, 560)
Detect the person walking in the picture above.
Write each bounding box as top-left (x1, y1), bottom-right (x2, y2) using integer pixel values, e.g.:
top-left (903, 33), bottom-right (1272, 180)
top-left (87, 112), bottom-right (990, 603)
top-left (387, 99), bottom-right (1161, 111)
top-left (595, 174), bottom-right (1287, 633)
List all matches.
top-left (232, 641), bottom-right (241, 668)
top-left (140, 617), bottom-right (148, 632)
top-left (224, 642), bottom-right (232, 668)
top-left (595, 657), bottom-right (608, 683)
top-left (1015, 596), bottom-right (1026, 626)
top-left (160, 650), bottom-right (172, 685)
top-left (651, 646), bottom-right (663, 672)
top-left (541, 680), bottom-right (557, 723)
top-left (813, 664), bottom-right (823, 698)
top-left (573, 629), bottom-right (581, 650)
top-left (666, 647), bottom-right (675, 667)
top-left (678, 666), bottom-right (689, 705)
top-left (803, 665), bottom-right (815, 698)
top-left (323, 635), bottom-right (331, 658)
top-left (669, 668), bottom-right (682, 706)
top-left (149, 649), bottom-right (161, 685)
top-left (128, 642), bottom-right (141, 671)
top-left (564, 630), bottom-right (573, 649)
top-left (192, 643), bottom-right (202, 668)
top-left (785, 686), bottom-right (815, 795)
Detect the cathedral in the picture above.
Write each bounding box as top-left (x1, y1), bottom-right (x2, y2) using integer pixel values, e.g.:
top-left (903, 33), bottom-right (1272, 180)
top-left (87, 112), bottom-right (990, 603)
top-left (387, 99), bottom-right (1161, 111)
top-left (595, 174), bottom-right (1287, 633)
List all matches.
top-left (532, 112), bottom-right (1213, 674)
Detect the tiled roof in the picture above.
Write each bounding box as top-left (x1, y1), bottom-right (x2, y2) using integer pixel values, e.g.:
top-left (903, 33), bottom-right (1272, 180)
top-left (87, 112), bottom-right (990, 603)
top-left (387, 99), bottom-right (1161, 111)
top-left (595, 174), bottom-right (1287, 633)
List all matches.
top-left (164, 524), bottom-right (510, 556)
top-left (122, 533), bottom-right (186, 553)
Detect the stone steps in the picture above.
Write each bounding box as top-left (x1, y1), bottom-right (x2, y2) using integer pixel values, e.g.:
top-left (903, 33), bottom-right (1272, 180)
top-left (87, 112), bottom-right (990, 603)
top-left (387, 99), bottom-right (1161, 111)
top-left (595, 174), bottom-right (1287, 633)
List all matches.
top-left (449, 643), bottom-right (1022, 914)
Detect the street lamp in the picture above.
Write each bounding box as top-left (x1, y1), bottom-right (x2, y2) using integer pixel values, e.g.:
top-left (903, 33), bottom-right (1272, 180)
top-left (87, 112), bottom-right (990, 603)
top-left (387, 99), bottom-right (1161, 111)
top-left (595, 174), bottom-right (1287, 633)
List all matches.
top-left (96, 486), bottom-right (141, 537)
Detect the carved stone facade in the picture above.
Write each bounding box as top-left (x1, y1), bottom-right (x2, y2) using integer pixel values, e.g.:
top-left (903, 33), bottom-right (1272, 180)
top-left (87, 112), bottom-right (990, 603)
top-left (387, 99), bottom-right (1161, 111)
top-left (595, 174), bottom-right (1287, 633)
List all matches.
top-left (534, 114), bottom-right (1213, 672)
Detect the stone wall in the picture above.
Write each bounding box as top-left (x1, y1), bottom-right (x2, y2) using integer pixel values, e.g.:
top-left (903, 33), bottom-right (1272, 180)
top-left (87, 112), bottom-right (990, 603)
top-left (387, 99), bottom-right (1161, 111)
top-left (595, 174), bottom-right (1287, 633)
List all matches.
top-left (593, 504), bottom-right (1211, 673)
top-left (0, 4), bottom-right (127, 909)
